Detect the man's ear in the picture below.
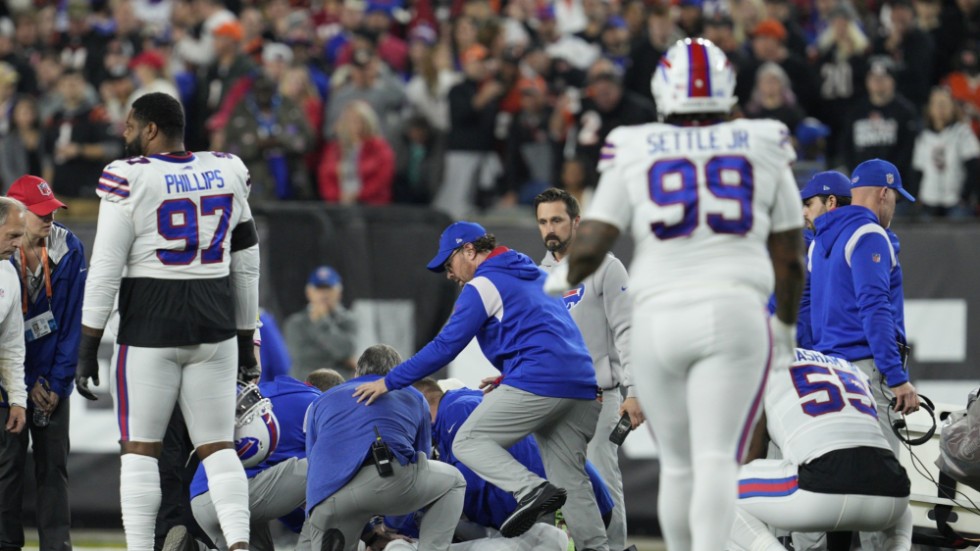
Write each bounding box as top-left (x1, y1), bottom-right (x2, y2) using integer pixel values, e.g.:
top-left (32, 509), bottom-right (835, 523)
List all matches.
top-left (572, 215), bottom-right (581, 230)
top-left (827, 195), bottom-right (838, 209)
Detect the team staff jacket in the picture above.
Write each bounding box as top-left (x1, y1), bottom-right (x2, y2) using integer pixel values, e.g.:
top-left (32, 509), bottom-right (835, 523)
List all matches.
top-left (540, 251), bottom-right (633, 392)
top-left (809, 206), bottom-right (907, 387)
top-left (305, 374), bottom-right (431, 513)
top-left (428, 388), bottom-right (614, 532)
top-left (190, 376), bottom-right (320, 499)
top-left (0, 261), bottom-right (26, 408)
top-left (8, 223), bottom-right (86, 400)
top-left (384, 248), bottom-right (598, 400)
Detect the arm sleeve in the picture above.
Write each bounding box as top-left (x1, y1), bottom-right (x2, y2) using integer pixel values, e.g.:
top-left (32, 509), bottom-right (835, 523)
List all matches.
top-left (50, 245), bottom-right (87, 396)
top-left (585, 128), bottom-right (633, 232)
top-left (81, 200), bottom-right (135, 330)
top-left (413, 392), bottom-right (433, 457)
top-left (850, 234), bottom-right (907, 386)
top-left (600, 257), bottom-right (634, 391)
top-left (384, 284), bottom-right (491, 390)
top-left (230, 244), bottom-right (259, 331)
top-left (0, 279), bottom-right (26, 407)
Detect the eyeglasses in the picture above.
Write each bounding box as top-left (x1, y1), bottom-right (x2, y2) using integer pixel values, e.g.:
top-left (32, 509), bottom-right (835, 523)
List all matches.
top-left (443, 247), bottom-right (461, 272)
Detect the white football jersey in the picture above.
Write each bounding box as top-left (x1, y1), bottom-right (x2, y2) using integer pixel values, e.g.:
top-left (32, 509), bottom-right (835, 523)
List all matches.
top-left (82, 151), bottom-right (253, 333)
top-left (766, 349), bottom-right (891, 465)
top-left (586, 119), bottom-right (803, 304)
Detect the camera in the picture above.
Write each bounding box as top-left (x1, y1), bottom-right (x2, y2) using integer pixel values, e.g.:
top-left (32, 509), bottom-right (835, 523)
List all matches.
top-left (609, 413), bottom-right (633, 446)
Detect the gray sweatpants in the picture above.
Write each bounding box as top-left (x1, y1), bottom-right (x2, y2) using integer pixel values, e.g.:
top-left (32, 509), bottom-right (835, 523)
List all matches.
top-left (191, 457), bottom-right (307, 551)
top-left (588, 388), bottom-right (627, 551)
top-left (452, 385), bottom-right (609, 551)
top-left (307, 453), bottom-right (465, 551)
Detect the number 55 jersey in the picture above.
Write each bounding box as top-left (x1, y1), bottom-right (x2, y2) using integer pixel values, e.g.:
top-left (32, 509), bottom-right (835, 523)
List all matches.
top-left (586, 119), bottom-right (803, 305)
top-left (82, 152), bottom-right (254, 347)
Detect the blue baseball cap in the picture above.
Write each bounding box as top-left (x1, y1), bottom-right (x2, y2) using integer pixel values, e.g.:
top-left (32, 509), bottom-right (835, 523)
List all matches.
top-left (800, 171), bottom-right (852, 201)
top-left (427, 221), bottom-right (487, 273)
top-left (308, 265), bottom-right (342, 287)
top-left (850, 158), bottom-right (915, 202)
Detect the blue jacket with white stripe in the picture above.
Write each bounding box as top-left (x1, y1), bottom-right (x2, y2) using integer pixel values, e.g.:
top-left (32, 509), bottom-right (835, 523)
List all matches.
top-left (384, 247), bottom-right (597, 400)
top-left (809, 206), bottom-right (907, 387)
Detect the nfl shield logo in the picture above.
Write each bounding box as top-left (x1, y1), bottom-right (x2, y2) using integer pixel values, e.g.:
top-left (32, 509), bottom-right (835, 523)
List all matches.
top-left (37, 182), bottom-right (52, 197)
top-left (886, 173), bottom-right (894, 185)
top-left (872, 253), bottom-right (881, 263)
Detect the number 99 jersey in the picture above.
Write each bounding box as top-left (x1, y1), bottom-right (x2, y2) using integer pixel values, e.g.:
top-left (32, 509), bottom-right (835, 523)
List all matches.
top-left (586, 119), bottom-right (803, 305)
top-left (766, 349), bottom-right (891, 465)
top-left (82, 151), bottom-right (254, 347)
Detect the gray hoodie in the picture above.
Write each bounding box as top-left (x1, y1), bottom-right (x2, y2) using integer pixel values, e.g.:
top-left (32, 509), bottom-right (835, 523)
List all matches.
top-left (540, 251), bottom-right (635, 394)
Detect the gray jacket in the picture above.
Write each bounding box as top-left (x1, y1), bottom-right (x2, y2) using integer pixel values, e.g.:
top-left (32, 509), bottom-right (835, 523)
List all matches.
top-left (540, 251), bottom-right (634, 393)
top-left (283, 305), bottom-right (358, 381)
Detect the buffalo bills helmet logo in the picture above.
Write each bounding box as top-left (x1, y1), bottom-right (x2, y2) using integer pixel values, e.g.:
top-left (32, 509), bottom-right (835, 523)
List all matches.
top-left (236, 436), bottom-right (261, 461)
top-left (562, 284), bottom-right (586, 310)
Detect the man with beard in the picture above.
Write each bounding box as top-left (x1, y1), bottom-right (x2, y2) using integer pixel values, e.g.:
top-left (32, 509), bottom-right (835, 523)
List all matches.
top-left (533, 188), bottom-right (642, 551)
top-left (74, 92), bottom-right (260, 550)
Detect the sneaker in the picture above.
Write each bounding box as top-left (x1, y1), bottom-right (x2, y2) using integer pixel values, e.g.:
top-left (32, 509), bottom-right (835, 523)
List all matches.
top-left (500, 482), bottom-right (567, 538)
top-left (162, 525), bottom-right (197, 551)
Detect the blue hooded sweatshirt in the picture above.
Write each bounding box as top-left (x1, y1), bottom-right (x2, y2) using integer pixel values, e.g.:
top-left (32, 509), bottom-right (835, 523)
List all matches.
top-left (809, 206), bottom-right (907, 386)
top-left (385, 248), bottom-right (597, 400)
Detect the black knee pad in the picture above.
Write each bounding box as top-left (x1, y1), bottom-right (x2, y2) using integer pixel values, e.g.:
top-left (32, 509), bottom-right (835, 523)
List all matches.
top-left (321, 529), bottom-right (345, 551)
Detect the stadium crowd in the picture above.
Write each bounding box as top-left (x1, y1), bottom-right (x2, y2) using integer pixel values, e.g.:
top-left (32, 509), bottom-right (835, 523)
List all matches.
top-left (1, 0), bottom-right (980, 219)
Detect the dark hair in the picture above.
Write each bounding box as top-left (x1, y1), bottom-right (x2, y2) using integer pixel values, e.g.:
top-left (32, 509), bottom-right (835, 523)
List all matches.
top-left (305, 368), bottom-right (346, 391)
top-left (533, 187), bottom-right (581, 219)
top-left (413, 377), bottom-right (444, 408)
top-left (470, 234), bottom-right (497, 254)
top-left (131, 92), bottom-right (185, 142)
top-left (812, 194), bottom-right (852, 207)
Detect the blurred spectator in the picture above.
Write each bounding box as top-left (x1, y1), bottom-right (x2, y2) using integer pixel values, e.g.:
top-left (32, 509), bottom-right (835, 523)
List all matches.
top-left (324, 0), bottom-right (366, 66)
top-left (43, 69), bottom-right (120, 198)
top-left (225, 75), bottom-right (314, 201)
top-left (133, 0), bottom-right (174, 27)
top-left (737, 18), bottom-right (818, 115)
top-left (677, 0), bottom-right (705, 38)
top-left (0, 61), bottom-right (16, 136)
top-left (621, 0), bottom-right (648, 38)
top-left (840, 58), bottom-right (918, 183)
top-left (624, 5), bottom-right (683, 103)
top-left (600, 16), bottom-right (632, 71)
top-left (537, 6), bottom-right (600, 72)
top-left (336, 2), bottom-right (409, 73)
top-left (323, 35), bottom-right (406, 145)
top-left (35, 53), bottom-right (66, 121)
top-left (936, 0), bottom-right (980, 82)
top-left (99, 69), bottom-right (135, 134)
top-left (172, 0), bottom-right (236, 68)
top-left (199, 20), bottom-right (256, 139)
top-left (404, 25), bottom-right (458, 133)
top-left (576, 0), bottom-right (612, 44)
top-left (555, 0), bottom-right (589, 35)
top-left (912, 87), bottom-right (980, 216)
top-left (943, 45), bottom-right (980, 136)
top-left (560, 156), bottom-right (592, 212)
top-left (284, 265), bottom-right (358, 382)
top-left (12, 12), bottom-right (43, 66)
top-left (451, 17), bottom-right (481, 64)
top-left (55, 1), bottom-right (109, 86)
top-left (111, 0), bottom-right (144, 57)
top-left (503, 76), bottom-right (555, 205)
top-left (127, 49), bottom-right (179, 109)
top-left (318, 100), bottom-right (396, 204)
top-left (433, 44), bottom-right (504, 218)
top-left (731, 0), bottom-right (767, 45)
top-left (394, 115), bottom-right (443, 204)
top-left (0, 16), bottom-right (37, 96)
top-left (701, 15), bottom-right (749, 72)
top-left (745, 62), bottom-right (806, 132)
top-left (0, 97), bottom-right (48, 191)
top-left (555, 59), bottom-right (655, 188)
top-left (873, 0), bottom-right (934, 107)
top-left (763, 0), bottom-right (808, 58)
top-left (813, 3), bottom-right (870, 164)
top-left (100, 39), bottom-right (135, 92)
top-left (280, 65), bottom-right (326, 180)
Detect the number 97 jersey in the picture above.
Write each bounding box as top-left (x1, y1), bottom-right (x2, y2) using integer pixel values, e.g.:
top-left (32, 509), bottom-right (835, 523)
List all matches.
top-left (586, 119), bottom-right (803, 304)
top-left (96, 151), bottom-right (252, 279)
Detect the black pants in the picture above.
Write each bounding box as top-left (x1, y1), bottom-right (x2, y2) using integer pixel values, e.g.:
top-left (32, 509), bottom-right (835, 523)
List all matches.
top-left (0, 401), bottom-right (72, 551)
top-left (154, 406), bottom-right (212, 551)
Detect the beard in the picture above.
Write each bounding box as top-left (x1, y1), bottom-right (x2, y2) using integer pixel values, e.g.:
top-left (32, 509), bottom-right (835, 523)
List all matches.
top-left (544, 234), bottom-right (571, 254)
top-left (123, 136), bottom-right (144, 158)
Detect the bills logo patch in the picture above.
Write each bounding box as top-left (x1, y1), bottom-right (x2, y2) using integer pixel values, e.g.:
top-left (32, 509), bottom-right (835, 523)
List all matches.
top-left (872, 253), bottom-right (881, 263)
top-left (236, 436), bottom-right (261, 461)
top-left (37, 182), bottom-right (52, 196)
top-left (562, 284), bottom-right (586, 310)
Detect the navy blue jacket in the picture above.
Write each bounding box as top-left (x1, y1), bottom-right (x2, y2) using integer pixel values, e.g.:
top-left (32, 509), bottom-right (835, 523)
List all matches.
top-left (809, 206), bottom-right (907, 386)
top-left (385, 248), bottom-right (597, 400)
top-left (305, 374), bottom-right (431, 513)
top-left (9, 223), bottom-right (86, 399)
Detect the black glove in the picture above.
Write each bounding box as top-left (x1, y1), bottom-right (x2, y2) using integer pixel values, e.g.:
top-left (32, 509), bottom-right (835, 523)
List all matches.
top-left (75, 333), bottom-right (101, 401)
top-left (238, 333), bottom-right (259, 383)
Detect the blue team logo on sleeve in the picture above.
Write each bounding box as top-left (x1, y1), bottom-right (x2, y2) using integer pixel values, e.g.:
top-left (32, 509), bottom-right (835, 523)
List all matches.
top-left (562, 284), bottom-right (586, 310)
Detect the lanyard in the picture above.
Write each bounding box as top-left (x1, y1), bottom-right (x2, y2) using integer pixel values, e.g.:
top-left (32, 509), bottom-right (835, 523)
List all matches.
top-left (19, 245), bottom-right (52, 315)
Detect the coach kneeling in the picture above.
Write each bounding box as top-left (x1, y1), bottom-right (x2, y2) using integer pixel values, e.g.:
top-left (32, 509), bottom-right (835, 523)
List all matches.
top-left (305, 345), bottom-right (465, 551)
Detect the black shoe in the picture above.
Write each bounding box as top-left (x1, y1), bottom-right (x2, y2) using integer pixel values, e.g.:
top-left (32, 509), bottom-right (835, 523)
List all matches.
top-left (162, 525), bottom-right (197, 551)
top-left (320, 528), bottom-right (345, 551)
top-left (500, 482), bottom-right (567, 538)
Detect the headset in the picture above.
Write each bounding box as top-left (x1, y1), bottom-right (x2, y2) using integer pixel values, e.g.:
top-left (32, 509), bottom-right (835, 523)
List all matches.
top-left (887, 393), bottom-right (937, 446)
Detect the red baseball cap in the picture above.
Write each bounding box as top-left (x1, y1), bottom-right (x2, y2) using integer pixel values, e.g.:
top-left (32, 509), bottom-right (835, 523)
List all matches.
top-left (6, 175), bottom-right (67, 216)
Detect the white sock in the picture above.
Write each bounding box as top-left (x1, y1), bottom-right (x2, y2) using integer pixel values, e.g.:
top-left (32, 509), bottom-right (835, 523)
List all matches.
top-left (120, 453), bottom-right (161, 551)
top-left (202, 448), bottom-right (250, 547)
